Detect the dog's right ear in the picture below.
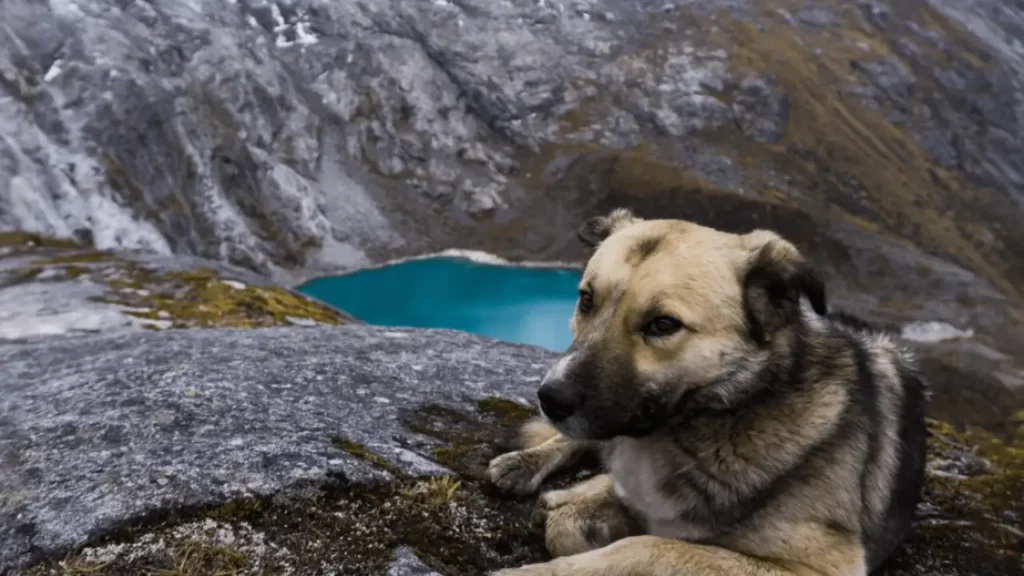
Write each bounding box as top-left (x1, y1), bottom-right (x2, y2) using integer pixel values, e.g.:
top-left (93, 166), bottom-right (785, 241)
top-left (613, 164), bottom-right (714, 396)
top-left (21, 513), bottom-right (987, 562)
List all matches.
top-left (577, 208), bottom-right (640, 247)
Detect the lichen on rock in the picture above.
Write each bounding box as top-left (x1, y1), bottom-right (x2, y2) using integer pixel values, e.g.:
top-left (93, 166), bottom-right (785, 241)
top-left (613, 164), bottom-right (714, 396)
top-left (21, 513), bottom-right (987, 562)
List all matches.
top-left (877, 419), bottom-right (1023, 575)
top-left (0, 235), bottom-right (347, 338)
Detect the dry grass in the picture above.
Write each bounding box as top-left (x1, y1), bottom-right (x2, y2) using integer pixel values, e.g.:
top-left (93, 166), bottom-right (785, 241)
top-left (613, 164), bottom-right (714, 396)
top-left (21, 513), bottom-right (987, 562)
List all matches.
top-left (151, 540), bottom-right (248, 576)
top-left (56, 557), bottom-right (109, 576)
top-left (400, 476), bottom-right (463, 511)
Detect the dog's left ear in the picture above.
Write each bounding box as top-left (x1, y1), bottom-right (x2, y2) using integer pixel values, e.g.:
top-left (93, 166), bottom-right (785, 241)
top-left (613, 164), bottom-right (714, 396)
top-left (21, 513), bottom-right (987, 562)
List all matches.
top-left (741, 231), bottom-right (827, 345)
top-left (577, 208), bottom-right (640, 247)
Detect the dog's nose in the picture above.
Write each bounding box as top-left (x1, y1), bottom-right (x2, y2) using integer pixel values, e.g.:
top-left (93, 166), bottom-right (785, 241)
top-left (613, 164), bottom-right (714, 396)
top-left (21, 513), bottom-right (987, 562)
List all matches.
top-left (537, 382), bottom-right (578, 423)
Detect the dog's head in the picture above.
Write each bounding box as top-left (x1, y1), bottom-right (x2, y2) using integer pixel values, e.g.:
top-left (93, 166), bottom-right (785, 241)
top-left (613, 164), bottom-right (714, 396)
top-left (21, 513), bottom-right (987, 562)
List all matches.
top-left (538, 208), bottom-right (827, 440)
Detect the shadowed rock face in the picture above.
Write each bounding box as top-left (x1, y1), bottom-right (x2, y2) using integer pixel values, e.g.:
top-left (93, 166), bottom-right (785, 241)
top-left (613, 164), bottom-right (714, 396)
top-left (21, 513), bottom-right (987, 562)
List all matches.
top-left (0, 0), bottom-right (1021, 281)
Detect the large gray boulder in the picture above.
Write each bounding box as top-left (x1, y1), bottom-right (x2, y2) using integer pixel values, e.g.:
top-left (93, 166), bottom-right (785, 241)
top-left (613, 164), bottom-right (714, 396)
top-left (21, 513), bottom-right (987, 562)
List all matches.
top-left (0, 325), bottom-right (555, 574)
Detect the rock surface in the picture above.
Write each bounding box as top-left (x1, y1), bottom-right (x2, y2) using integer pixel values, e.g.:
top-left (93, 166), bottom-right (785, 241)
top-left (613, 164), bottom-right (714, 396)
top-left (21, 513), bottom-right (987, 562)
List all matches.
top-left (0, 0), bottom-right (1020, 284)
top-left (0, 325), bottom-right (553, 574)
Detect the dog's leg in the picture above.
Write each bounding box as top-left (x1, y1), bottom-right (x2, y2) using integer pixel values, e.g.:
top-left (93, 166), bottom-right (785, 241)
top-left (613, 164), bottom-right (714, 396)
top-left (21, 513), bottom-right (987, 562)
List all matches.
top-left (488, 418), bottom-right (596, 495)
top-left (533, 474), bottom-right (642, 558)
top-left (491, 530), bottom-right (866, 576)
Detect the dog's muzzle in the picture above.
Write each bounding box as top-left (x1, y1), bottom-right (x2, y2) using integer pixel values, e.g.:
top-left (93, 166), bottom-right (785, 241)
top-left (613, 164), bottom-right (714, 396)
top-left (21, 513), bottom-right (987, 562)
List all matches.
top-left (537, 353), bottom-right (582, 423)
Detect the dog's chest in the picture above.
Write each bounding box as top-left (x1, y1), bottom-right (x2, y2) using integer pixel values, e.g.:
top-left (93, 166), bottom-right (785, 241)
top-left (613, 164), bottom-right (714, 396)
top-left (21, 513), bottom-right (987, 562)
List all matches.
top-left (605, 437), bottom-right (715, 541)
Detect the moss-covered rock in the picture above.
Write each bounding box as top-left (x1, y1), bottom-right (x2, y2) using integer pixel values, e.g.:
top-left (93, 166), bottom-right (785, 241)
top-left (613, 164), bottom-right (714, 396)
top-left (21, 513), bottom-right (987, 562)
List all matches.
top-left (19, 397), bottom-right (552, 576)
top-left (878, 419), bottom-right (1023, 575)
top-left (0, 236), bottom-right (347, 337)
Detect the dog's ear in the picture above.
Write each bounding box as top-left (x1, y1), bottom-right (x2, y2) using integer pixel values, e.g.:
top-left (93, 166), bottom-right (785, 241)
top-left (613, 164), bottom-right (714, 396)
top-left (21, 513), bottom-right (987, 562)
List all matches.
top-left (741, 231), bottom-right (827, 345)
top-left (577, 208), bottom-right (640, 247)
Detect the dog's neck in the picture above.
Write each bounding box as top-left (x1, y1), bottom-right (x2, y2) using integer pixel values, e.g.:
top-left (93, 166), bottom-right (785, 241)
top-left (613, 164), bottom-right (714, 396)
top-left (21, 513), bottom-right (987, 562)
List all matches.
top-left (659, 317), bottom-right (845, 452)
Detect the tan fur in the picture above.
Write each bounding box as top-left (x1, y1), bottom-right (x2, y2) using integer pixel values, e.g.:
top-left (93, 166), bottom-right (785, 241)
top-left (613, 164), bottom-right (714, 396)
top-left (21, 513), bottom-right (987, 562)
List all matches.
top-left (534, 474), bottom-right (639, 558)
top-left (487, 209), bottom-right (927, 576)
top-left (489, 427), bottom-right (596, 495)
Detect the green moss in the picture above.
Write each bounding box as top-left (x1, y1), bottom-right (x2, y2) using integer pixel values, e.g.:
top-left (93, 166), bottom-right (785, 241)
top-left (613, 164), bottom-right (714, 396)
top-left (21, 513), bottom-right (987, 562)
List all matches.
top-left (880, 418), bottom-right (1024, 574)
top-left (5, 266), bottom-right (43, 285)
top-left (0, 231), bottom-right (79, 249)
top-left (40, 252), bottom-right (114, 265)
top-left (331, 437), bottom-right (400, 476)
top-left (432, 445), bottom-right (475, 470)
top-left (152, 540), bottom-right (248, 576)
top-left (27, 401), bottom-right (550, 576)
top-left (2, 235), bottom-right (345, 329)
top-left (58, 265), bottom-right (91, 279)
top-left (476, 397), bottom-right (536, 423)
top-left (126, 269), bottom-right (345, 329)
top-left (204, 500), bottom-right (263, 523)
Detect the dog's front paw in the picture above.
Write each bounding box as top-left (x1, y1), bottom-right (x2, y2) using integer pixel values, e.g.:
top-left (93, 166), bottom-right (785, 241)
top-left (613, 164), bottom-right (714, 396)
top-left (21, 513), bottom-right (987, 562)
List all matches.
top-left (488, 450), bottom-right (543, 495)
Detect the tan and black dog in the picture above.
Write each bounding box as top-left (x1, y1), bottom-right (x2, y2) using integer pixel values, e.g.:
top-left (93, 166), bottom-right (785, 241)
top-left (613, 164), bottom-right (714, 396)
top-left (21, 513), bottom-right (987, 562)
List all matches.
top-left (488, 209), bottom-right (927, 576)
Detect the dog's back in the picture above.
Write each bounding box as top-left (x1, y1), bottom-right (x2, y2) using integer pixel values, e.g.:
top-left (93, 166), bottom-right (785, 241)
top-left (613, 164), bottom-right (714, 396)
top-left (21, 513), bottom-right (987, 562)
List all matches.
top-left (828, 315), bottom-right (928, 570)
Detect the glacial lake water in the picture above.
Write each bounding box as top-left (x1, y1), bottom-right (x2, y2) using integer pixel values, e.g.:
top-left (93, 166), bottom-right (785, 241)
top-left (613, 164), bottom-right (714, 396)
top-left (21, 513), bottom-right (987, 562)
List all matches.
top-left (298, 257), bottom-right (582, 351)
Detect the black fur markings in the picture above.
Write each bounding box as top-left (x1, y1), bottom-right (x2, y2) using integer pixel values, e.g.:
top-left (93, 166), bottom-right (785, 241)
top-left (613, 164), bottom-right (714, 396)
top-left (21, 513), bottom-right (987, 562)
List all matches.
top-left (578, 217), bottom-right (609, 248)
top-left (742, 243), bottom-right (827, 346)
top-left (627, 235), bottom-right (663, 265)
top-left (845, 332), bottom-right (883, 546)
top-left (664, 328), bottom-right (840, 530)
top-left (866, 360), bottom-right (928, 571)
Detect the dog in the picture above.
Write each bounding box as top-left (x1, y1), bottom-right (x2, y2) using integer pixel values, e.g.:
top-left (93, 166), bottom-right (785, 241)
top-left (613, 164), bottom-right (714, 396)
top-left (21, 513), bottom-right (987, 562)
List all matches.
top-left (487, 209), bottom-right (927, 575)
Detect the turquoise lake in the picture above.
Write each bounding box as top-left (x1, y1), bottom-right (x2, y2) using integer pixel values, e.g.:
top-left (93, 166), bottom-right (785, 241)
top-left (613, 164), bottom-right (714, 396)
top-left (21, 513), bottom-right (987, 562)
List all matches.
top-left (298, 257), bottom-right (582, 351)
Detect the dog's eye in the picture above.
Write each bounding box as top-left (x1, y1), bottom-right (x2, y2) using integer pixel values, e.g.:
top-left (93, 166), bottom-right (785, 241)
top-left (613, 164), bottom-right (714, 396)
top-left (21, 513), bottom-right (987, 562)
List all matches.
top-left (577, 289), bottom-right (594, 315)
top-left (643, 316), bottom-right (684, 338)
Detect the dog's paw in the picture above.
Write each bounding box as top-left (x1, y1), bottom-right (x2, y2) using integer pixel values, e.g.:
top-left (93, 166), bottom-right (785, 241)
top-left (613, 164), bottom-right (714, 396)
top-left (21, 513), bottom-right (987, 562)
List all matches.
top-left (542, 496), bottom-right (637, 558)
top-left (488, 450), bottom-right (542, 495)
top-left (529, 487), bottom-right (575, 529)
top-left (538, 487), bottom-right (578, 510)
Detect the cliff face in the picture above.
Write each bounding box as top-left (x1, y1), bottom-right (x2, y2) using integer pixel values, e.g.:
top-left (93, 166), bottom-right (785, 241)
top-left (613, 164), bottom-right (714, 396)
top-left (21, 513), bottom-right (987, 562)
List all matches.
top-left (1, 0), bottom-right (1022, 283)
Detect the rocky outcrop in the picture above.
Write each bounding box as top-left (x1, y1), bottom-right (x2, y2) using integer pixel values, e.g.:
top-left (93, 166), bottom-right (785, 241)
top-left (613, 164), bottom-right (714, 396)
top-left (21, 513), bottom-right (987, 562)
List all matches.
top-left (0, 231), bottom-right (351, 339)
top-left (0, 324), bottom-right (1020, 575)
top-left (1, 325), bottom-right (552, 574)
